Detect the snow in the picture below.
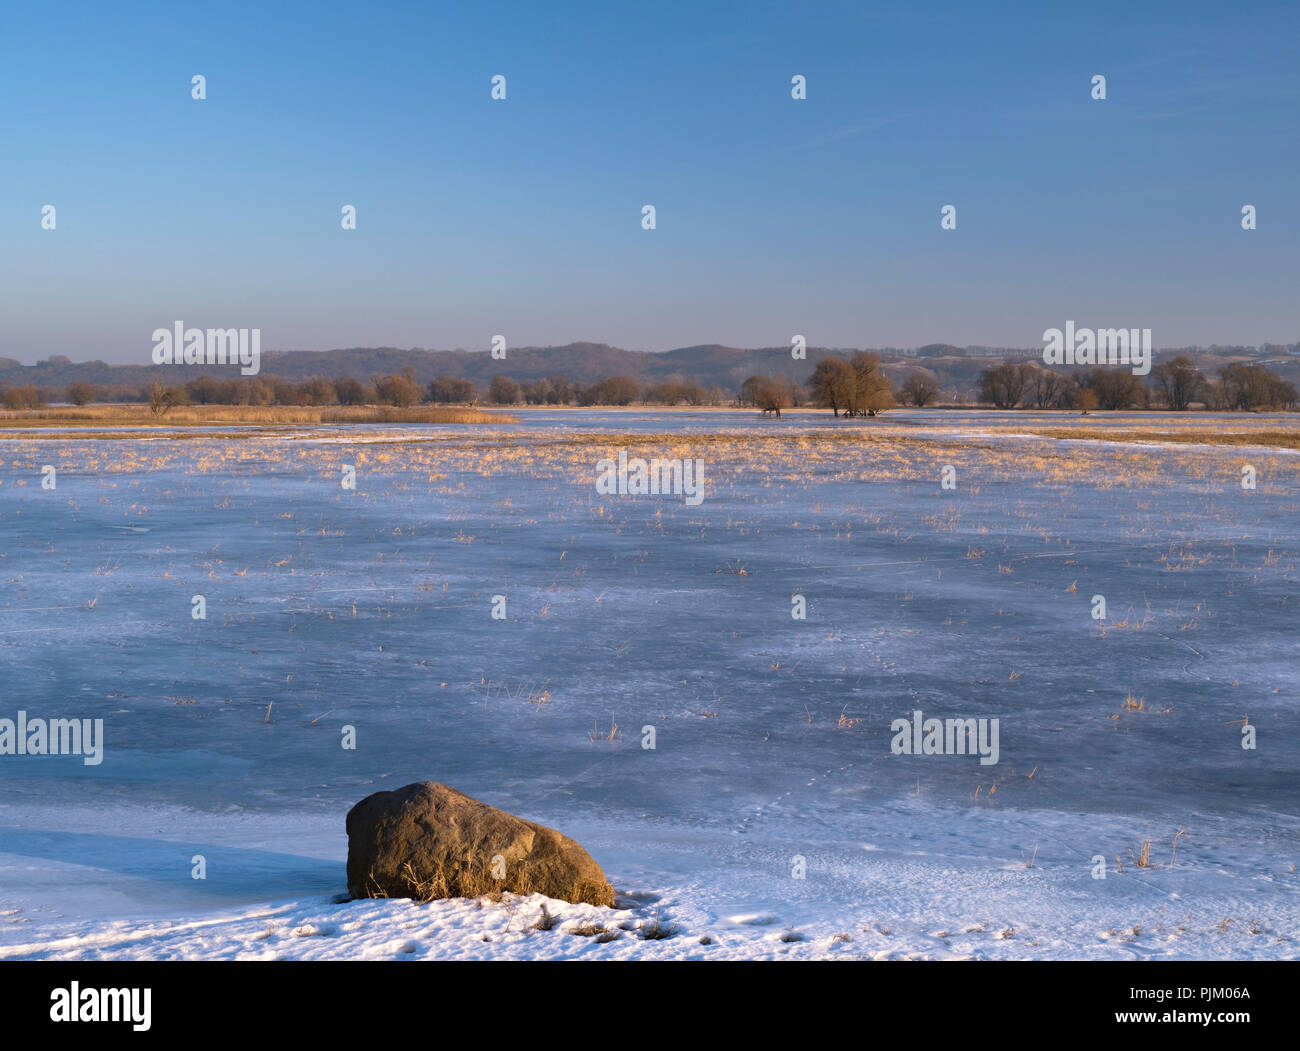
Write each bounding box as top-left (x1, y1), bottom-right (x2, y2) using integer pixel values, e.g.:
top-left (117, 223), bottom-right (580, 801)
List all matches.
top-left (2, 800), bottom-right (1293, 960)
top-left (1, 410), bottom-right (1297, 959)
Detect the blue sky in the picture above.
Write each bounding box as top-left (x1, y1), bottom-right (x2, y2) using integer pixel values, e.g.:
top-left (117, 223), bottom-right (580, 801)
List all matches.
top-left (2, 0), bottom-right (1296, 363)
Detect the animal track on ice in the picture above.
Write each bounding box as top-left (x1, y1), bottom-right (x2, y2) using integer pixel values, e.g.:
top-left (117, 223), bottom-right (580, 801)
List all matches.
top-left (734, 762), bottom-right (857, 834)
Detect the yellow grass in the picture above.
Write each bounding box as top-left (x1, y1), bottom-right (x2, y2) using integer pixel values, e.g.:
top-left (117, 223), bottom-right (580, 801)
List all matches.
top-left (0, 403), bottom-right (514, 428)
top-left (1026, 427), bottom-right (1300, 451)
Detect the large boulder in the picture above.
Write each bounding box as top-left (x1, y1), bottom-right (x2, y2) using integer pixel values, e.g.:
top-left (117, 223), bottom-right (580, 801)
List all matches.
top-left (345, 781), bottom-right (615, 907)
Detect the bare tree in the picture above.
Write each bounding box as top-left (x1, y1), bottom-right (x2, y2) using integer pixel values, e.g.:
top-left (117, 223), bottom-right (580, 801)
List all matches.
top-left (847, 353), bottom-right (894, 415)
top-left (372, 369), bottom-right (422, 407)
top-left (807, 358), bottom-right (855, 416)
top-left (149, 381), bottom-right (171, 416)
top-left (67, 381), bottom-right (97, 406)
top-left (488, 375), bottom-right (520, 404)
top-left (900, 372), bottom-right (939, 407)
top-left (978, 363), bottom-right (1033, 408)
top-left (1151, 356), bottom-right (1203, 411)
top-left (1026, 366), bottom-right (1067, 409)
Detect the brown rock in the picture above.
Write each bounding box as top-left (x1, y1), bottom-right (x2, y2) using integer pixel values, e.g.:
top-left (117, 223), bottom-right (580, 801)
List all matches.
top-left (345, 781), bottom-right (615, 907)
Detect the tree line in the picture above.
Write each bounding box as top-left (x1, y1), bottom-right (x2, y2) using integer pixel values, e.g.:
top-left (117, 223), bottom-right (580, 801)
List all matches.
top-left (975, 358), bottom-right (1298, 411)
top-left (2, 354), bottom-right (1295, 413)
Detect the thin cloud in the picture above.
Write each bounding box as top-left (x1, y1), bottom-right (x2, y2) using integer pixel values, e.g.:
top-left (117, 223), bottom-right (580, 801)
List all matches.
top-left (786, 113), bottom-right (909, 151)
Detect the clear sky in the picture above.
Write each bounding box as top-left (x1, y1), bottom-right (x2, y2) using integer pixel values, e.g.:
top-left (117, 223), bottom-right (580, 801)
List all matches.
top-left (2, 0), bottom-right (1296, 364)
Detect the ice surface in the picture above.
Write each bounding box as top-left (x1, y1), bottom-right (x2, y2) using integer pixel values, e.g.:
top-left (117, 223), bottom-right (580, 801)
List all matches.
top-left (1, 410), bottom-right (1296, 958)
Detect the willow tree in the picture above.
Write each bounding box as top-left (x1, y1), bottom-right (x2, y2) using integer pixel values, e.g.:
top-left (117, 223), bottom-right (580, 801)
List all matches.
top-left (848, 352), bottom-right (895, 415)
top-left (807, 358), bottom-right (854, 416)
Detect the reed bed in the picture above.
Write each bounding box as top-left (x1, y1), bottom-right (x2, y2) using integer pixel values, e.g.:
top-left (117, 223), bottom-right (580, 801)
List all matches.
top-left (0, 403), bottom-right (514, 428)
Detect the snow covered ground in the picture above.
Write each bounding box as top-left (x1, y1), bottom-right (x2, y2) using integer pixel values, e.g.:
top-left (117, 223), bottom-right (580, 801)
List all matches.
top-left (1, 410), bottom-right (1297, 959)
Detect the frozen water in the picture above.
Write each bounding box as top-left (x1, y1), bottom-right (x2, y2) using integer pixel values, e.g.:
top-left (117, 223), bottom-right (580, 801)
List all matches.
top-left (1, 411), bottom-right (1297, 958)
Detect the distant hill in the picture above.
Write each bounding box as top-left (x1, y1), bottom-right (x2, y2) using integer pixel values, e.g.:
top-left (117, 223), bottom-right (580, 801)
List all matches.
top-left (1, 341), bottom-right (1297, 404)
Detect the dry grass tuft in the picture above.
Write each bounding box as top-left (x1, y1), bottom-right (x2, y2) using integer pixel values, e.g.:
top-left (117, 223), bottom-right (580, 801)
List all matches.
top-left (588, 716), bottom-right (621, 743)
top-left (568, 921), bottom-right (610, 938)
top-left (638, 914), bottom-right (677, 940)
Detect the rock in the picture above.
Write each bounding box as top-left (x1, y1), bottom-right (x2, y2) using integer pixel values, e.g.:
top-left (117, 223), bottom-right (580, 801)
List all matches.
top-left (345, 781), bottom-right (615, 907)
